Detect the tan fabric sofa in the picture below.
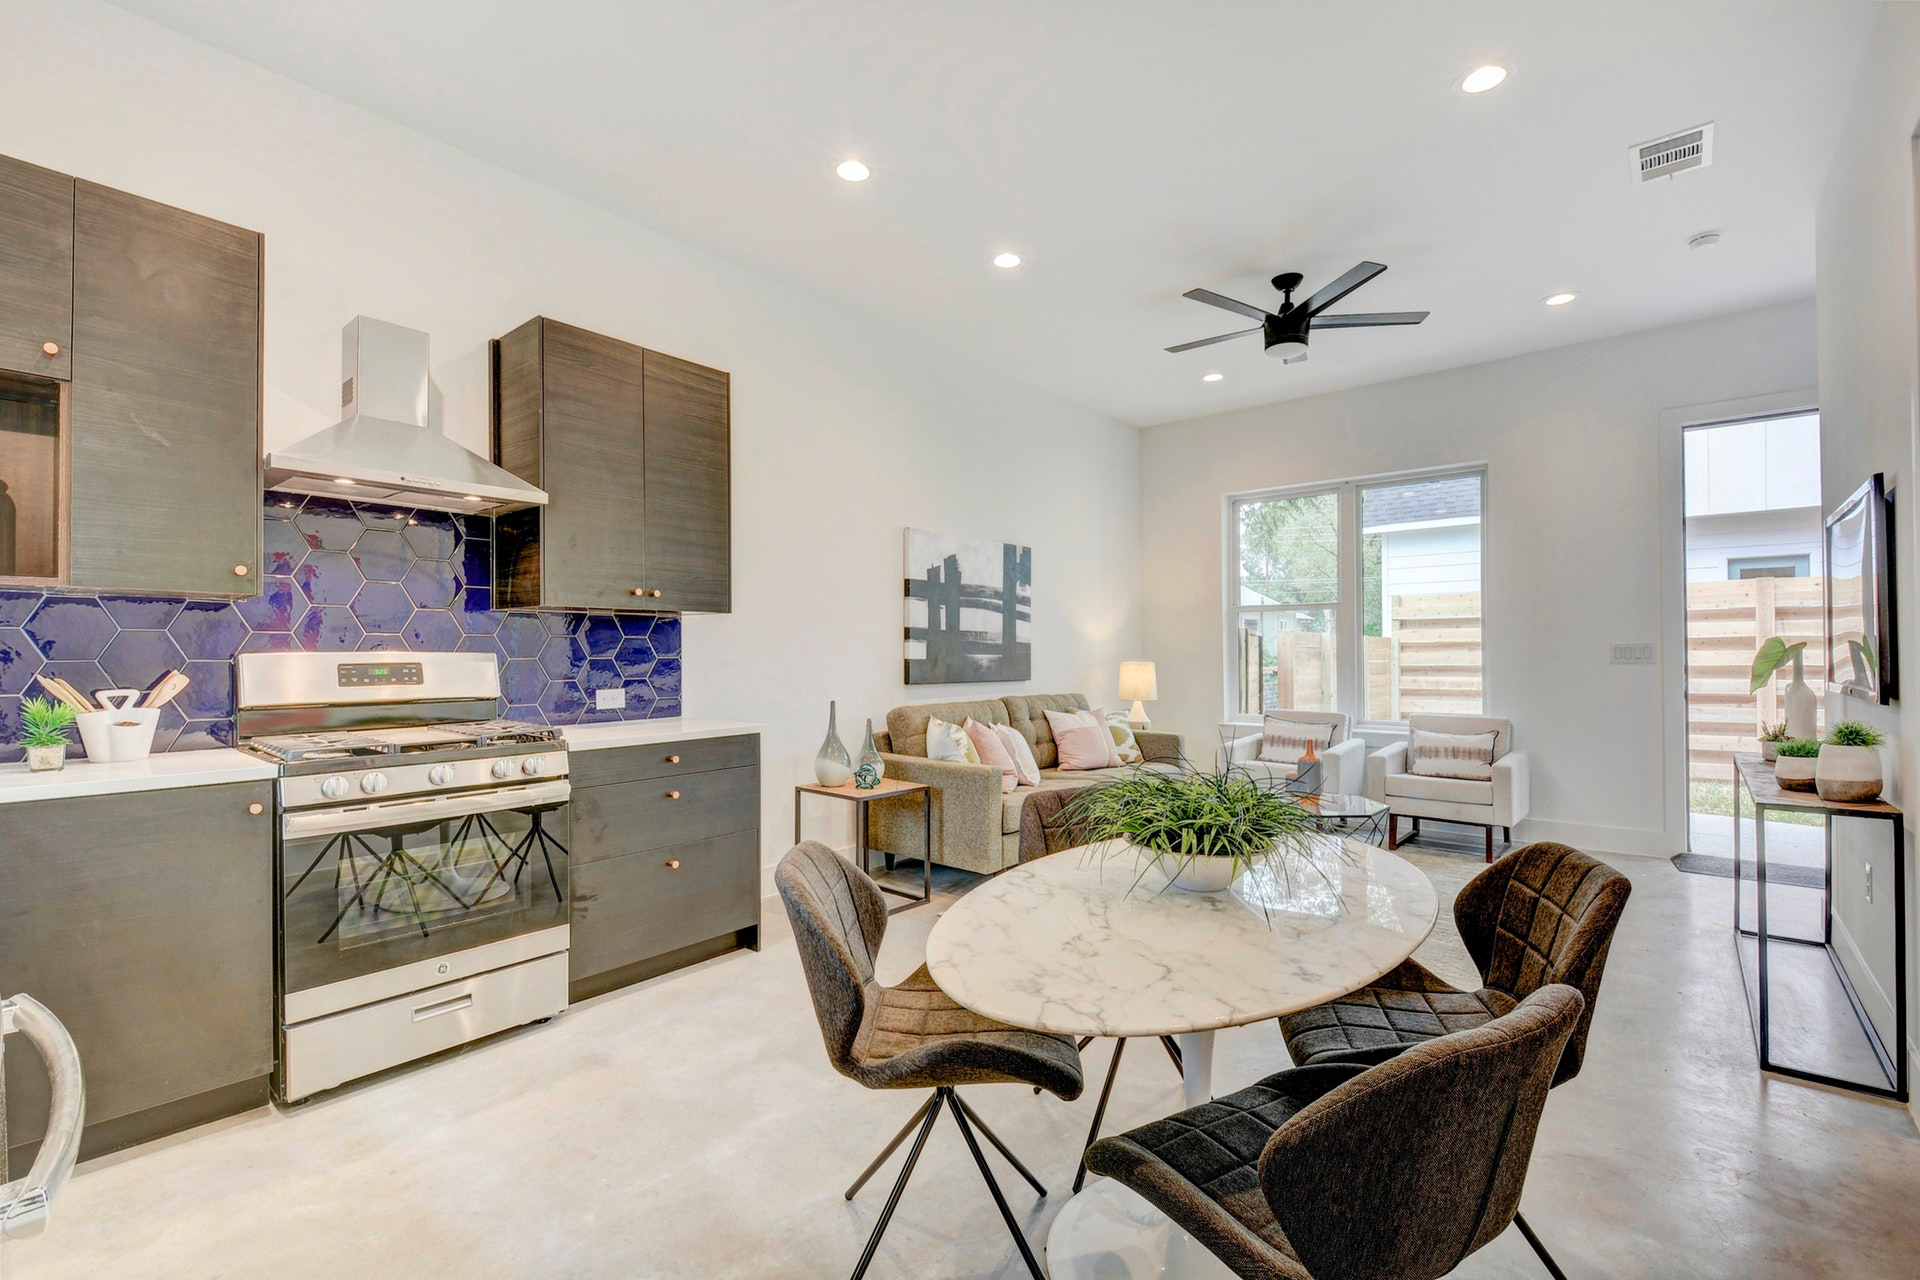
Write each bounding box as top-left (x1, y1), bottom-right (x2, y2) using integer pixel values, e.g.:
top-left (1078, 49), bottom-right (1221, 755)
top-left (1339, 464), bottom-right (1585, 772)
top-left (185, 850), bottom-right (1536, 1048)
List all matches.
top-left (868, 693), bottom-right (1185, 875)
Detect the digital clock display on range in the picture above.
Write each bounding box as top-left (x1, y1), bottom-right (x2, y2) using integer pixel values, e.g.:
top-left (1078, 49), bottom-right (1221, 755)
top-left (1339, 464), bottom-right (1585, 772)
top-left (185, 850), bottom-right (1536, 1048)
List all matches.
top-left (336, 661), bottom-right (425, 687)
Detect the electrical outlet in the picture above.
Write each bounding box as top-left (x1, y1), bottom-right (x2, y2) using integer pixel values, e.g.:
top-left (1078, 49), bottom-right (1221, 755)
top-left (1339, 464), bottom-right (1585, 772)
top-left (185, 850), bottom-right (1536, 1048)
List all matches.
top-left (1609, 642), bottom-right (1656, 665)
top-left (1865, 861), bottom-right (1874, 905)
top-left (594, 687), bottom-right (626, 711)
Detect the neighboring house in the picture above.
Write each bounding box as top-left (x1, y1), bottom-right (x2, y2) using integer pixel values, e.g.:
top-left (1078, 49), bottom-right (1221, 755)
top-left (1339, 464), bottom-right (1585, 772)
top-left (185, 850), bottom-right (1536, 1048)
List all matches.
top-left (1363, 475), bottom-right (1482, 636)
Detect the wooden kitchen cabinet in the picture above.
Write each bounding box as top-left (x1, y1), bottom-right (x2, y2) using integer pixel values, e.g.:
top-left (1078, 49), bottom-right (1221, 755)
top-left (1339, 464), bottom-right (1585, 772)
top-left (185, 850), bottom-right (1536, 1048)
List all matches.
top-left (68, 181), bottom-right (263, 596)
top-left (566, 736), bottom-right (760, 1001)
top-left (491, 317), bottom-right (731, 614)
top-left (1, 781), bottom-right (276, 1168)
top-left (0, 154), bottom-right (74, 382)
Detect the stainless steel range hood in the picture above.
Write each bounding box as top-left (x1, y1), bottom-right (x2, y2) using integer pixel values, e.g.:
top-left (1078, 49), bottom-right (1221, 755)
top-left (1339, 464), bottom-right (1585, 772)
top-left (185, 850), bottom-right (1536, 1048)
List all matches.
top-left (264, 317), bottom-right (547, 515)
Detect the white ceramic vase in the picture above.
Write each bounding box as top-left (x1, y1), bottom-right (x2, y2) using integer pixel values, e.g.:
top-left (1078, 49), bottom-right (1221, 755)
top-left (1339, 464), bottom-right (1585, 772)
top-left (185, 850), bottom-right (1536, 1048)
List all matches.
top-left (1784, 652), bottom-right (1817, 742)
top-left (1815, 744), bottom-right (1883, 804)
top-left (1165, 854), bottom-right (1238, 893)
top-left (1774, 754), bottom-right (1818, 792)
top-left (1760, 740), bottom-right (1779, 763)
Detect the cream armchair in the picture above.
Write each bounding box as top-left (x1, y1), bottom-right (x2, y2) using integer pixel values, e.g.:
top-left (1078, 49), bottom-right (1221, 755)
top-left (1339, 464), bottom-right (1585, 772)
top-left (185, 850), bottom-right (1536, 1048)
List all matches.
top-left (1221, 711), bottom-right (1369, 796)
top-left (1366, 713), bottom-right (1529, 861)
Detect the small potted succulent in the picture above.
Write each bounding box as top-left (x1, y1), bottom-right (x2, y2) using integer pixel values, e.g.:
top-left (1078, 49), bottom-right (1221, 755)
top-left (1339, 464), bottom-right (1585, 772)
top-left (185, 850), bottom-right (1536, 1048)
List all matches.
top-left (19, 696), bottom-right (77, 772)
top-left (1758, 722), bottom-right (1789, 763)
top-left (1816, 721), bottom-right (1885, 804)
top-left (1772, 737), bottom-right (1820, 792)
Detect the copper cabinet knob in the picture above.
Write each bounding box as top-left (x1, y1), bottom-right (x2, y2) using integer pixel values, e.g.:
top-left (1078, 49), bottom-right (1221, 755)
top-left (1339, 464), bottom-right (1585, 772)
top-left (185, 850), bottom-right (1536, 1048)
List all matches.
top-left (631, 588), bottom-right (646, 596)
top-left (232, 564), bottom-right (248, 576)
top-left (665, 859), bottom-right (681, 869)
top-left (248, 802), bottom-right (263, 815)
top-left (649, 589), bottom-right (663, 598)
top-left (666, 789), bottom-right (681, 800)
top-left (41, 341), bottom-right (59, 357)
top-left (666, 754), bottom-right (681, 764)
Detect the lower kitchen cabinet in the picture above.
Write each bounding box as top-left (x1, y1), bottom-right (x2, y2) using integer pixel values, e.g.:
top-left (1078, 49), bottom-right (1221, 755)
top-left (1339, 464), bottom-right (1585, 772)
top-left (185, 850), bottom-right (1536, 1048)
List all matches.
top-left (1, 781), bottom-right (275, 1168)
top-left (567, 736), bottom-right (761, 1001)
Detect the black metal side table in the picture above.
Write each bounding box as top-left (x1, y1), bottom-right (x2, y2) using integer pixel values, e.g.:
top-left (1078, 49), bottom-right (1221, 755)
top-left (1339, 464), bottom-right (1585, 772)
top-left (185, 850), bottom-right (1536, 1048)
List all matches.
top-left (794, 777), bottom-right (933, 913)
top-left (1732, 752), bottom-right (1907, 1102)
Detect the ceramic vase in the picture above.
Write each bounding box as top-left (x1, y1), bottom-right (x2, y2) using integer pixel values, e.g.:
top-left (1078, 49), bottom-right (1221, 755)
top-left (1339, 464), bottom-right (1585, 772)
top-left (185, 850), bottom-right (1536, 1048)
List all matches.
top-left (24, 743), bottom-right (65, 772)
top-left (853, 719), bottom-right (884, 790)
top-left (1774, 754), bottom-right (1818, 792)
top-left (814, 701), bottom-right (853, 786)
top-left (1166, 854), bottom-right (1238, 893)
top-left (1816, 744), bottom-right (1884, 804)
top-left (1784, 652), bottom-right (1817, 742)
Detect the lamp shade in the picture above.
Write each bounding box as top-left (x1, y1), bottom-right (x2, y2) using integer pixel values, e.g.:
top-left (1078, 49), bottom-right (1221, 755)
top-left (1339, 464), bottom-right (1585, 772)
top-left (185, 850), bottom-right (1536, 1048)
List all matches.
top-left (1117, 661), bottom-right (1158, 703)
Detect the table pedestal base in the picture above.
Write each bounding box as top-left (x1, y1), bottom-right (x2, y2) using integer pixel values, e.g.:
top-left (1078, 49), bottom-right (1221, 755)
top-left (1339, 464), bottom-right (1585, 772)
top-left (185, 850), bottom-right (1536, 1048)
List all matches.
top-left (1047, 1178), bottom-right (1235, 1279)
top-left (1175, 1030), bottom-right (1213, 1108)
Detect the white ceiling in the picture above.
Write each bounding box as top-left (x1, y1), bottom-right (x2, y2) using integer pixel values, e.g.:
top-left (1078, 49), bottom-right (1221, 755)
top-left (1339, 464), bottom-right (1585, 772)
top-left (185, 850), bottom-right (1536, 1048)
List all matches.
top-left (111, 0), bottom-right (1878, 426)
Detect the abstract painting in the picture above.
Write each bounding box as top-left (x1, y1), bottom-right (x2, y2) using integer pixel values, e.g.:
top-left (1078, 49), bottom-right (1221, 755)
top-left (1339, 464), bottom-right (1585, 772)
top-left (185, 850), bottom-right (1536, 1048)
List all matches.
top-left (903, 528), bottom-right (1031, 684)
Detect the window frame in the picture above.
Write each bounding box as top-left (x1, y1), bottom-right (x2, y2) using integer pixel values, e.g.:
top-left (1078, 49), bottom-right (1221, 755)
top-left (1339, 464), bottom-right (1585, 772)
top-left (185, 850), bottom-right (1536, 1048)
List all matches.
top-left (1225, 463), bottom-right (1489, 731)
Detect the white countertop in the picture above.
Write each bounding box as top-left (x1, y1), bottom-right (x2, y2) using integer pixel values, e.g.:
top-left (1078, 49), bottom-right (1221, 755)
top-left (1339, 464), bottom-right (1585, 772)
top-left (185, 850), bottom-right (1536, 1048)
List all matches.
top-left (0, 748), bottom-right (279, 804)
top-left (560, 718), bottom-right (763, 751)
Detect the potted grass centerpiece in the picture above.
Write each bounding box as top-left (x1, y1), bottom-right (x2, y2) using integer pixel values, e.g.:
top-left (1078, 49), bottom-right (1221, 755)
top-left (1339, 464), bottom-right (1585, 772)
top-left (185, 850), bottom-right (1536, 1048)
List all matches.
top-left (1058, 764), bottom-right (1320, 894)
top-left (1816, 721), bottom-right (1886, 803)
top-left (1772, 737), bottom-right (1820, 792)
top-left (19, 696), bottom-right (77, 772)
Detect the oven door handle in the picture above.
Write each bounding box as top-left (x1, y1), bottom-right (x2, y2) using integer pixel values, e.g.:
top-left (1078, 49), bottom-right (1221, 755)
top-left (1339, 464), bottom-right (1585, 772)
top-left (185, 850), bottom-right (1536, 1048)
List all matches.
top-left (281, 780), bottom-right (572, 840)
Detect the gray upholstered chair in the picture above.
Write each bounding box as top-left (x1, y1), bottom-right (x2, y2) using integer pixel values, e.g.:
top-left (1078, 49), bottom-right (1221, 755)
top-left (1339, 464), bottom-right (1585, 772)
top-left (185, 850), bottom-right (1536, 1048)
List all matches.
top-left (1278, 842), bottom-right (1630, 1088)
top-left (1084, 985), bottom-right (1585, 1280)
top-left (775, 842), bottom-right (1083, 1280)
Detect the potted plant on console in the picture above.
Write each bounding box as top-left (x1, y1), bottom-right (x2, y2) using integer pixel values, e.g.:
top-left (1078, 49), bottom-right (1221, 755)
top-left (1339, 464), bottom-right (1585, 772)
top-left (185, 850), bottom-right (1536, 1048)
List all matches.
top-left (1772, 738), bottom-right (1820, 793)
top-left (1816, 721), bottom-right (1886, 804)
top-left (18, 696), bottom-right (77, 772)
top-left (1758, 722), bottom-right (1789, 763)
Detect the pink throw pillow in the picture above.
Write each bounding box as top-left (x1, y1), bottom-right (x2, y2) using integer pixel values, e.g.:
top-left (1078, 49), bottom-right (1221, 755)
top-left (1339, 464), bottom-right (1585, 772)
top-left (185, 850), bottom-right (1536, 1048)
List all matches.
top-left (1046, 707), bottom-right (1116, 771)
top-left (963, 718), bottom-right (1018, 793)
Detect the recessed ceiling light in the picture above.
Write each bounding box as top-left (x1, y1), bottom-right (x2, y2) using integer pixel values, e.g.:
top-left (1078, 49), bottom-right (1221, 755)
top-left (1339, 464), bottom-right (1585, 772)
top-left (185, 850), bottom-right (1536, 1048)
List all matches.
top-left (1459, 64), bottom-right (1510, 94)
top-left (1202, 372), bottom-right (1224, 383)
top-left (835, 159), bottom-right (870, 182)
top-left (993, 252), bottom-right (1022, 269)
top-left (1543, 292), bottom-right (1577, 306)
top-left (462, 495), bottom-right (481, 503)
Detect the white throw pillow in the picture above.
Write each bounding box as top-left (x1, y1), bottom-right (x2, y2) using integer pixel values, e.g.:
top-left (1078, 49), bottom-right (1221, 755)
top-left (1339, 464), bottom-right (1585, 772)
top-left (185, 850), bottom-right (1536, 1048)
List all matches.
top-left (1105, 710), bottom-right (1144, 765)
top-left (1257, 716), bottom-right (1334, 765)
top-left (1408, 728), bottom-right (1499, 781)
top-left (992, 723), bottom-right (1043, 787)
top-left (925, 717), bottom-right (981, 765)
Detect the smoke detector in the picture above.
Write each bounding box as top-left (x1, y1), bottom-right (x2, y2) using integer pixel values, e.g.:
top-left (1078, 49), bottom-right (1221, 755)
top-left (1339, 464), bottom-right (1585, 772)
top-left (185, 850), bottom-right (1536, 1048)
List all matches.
top-left (1630, 123), bottom-right (1714, 184)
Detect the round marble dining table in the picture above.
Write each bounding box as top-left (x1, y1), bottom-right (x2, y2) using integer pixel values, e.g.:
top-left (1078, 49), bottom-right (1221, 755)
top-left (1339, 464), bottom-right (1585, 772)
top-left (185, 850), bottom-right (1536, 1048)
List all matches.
top-left (923, 836), bottom-right (1438, 1280)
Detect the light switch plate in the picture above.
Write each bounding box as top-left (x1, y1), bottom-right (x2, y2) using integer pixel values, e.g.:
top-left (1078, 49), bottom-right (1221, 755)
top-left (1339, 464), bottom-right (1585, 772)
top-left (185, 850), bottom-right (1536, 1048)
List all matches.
top-left (594, 687), bottom-right (626, 710)
top-left (1609, 643), bottom-right (1656, 665)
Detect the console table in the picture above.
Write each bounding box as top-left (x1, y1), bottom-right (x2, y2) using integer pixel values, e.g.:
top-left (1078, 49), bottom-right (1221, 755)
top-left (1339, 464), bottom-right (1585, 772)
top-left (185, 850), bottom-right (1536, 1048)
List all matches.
top-left (1731, 752), bottom-right (1907, 1101)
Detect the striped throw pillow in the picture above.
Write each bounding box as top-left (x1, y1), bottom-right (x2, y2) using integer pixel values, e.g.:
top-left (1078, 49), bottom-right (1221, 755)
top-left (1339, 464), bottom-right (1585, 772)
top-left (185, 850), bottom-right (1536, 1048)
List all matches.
top-left (1408, 728), bottom-right (1499, 781)
top-left (1256, 717), bottom-right (1334, 765)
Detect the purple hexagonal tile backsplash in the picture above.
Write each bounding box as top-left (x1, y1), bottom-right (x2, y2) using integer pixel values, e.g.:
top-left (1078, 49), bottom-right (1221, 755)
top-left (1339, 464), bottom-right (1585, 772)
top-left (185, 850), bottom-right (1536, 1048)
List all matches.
top-left (0, 492), bottom-right (682, 762)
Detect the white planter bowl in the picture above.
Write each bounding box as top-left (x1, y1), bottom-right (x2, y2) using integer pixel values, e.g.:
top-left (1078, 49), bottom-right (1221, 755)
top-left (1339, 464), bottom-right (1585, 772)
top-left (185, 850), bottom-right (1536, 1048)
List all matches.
top-left (1760, 741), bottom-right (1779, 763)
top-left (1161, 854), bottom-right (1239, 893)
top-left (1816, 744), bottom-right (1883, 804)
top-left (1774, 754), bottom-right (1818, 792)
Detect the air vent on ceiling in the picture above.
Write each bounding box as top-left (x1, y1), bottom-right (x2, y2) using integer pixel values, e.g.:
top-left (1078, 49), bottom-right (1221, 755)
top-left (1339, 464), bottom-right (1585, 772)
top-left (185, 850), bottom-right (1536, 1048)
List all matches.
top-left (1630, 122), bottom-right (1714, 184)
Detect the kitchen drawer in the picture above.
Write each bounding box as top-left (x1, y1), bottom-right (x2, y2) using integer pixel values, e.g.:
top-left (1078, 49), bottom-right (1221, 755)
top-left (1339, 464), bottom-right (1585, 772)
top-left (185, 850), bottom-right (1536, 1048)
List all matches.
top-left (570, 831), bottom-right (758, 982)
top-left (570, 734), bottom-right (759, 788)
top-left (281, 950), bottom-right (567, 1101)
top-left (571, 762), bottom-right (759, 865)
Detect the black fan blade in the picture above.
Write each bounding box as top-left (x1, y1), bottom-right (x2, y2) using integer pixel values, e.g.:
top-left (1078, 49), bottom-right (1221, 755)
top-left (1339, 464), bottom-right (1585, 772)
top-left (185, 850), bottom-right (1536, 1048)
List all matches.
top-left (1182, 288), bottom-right (1271, 321)
top-left (1165, 327), bottom-right (1259, 353)
top-left (1301, 262), bottom-right (1388, 316)
top-left (1311, 311), bottom-right (1429, 329)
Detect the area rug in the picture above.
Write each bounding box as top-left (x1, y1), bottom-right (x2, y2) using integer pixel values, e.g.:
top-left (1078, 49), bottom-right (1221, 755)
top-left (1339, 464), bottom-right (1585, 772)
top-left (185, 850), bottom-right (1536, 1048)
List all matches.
top-left (1670, 851), bottom-right (1824, 889)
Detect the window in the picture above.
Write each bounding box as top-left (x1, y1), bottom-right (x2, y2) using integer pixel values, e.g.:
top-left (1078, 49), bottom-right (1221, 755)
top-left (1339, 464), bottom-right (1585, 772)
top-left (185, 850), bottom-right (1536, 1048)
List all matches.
top-left (1230, 469), bottom-right (1484, 723)
top-left (1726, 554), bottom-right (1809, 580)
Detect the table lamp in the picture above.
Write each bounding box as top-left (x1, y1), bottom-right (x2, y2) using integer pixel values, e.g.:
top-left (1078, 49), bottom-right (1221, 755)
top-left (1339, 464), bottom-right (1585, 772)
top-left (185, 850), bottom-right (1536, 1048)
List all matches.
top-left (1118, 661), bottom-right (1158, 730)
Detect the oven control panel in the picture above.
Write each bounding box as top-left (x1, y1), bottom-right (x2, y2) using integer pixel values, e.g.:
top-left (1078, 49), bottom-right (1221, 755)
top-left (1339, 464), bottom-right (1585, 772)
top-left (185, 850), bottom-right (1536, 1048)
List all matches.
top-left (336, 661), bottom-right (425, 688)
top-left (280, 751), bottom-right (571, 809)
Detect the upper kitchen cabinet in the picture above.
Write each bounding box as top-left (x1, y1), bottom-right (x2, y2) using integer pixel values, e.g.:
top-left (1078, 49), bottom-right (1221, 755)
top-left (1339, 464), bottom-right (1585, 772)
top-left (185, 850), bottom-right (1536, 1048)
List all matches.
top-left (492, 317), bottom-right (730, 614)
top-left (68, 180), bottom-right (262, 596)
top-left (0, 155), bottom-right (75, 382)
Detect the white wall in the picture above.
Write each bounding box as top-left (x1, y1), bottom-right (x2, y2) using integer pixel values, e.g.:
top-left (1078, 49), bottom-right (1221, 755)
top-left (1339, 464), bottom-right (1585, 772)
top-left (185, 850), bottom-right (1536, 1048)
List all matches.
top-left (0, 0), bottom-right (1142, 866)
top-left (1813, 1), bottom-right (1920, 1094)
top-left (1142, 300), bottom-right (1816, 855)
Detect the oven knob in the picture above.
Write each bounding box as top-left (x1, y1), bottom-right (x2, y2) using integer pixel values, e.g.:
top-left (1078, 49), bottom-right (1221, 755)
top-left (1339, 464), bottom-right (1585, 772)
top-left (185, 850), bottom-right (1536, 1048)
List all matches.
top-left (522, 756), bottom-right (548, 777)
top-left (428, 765), bottom-right (455, 787)
top-left (492, 759), bottom-right (515, 780)
top-left (361, 772), bottom-right (389, 795)
top-left (320, 776), bottom-right (350, 800)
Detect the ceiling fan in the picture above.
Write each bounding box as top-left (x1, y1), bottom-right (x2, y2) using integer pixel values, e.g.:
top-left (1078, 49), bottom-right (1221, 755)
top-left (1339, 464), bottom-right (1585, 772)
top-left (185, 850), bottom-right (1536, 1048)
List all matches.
top-left (1166, 261), bottom-right (1429, 364)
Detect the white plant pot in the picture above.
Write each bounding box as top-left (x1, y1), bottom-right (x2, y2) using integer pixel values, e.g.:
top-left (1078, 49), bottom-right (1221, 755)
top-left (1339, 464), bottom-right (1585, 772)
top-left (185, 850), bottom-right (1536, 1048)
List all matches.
top-left (1815, 744), bottom-right (1883, 804)
top-left (1760, 741), bottom-right (1779, 763)
top-left (1773, 755), bottom-right (1818, 792)
top-left (1163, 854), bottom-right (1239, 893)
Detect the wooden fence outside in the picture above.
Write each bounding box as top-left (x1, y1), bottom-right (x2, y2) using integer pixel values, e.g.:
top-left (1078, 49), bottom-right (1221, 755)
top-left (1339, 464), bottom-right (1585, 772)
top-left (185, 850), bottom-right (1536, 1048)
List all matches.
top-left (1686, 576), bottom-right (1825, 783)
top-left (1240, 593), bottom-right (1484, 719)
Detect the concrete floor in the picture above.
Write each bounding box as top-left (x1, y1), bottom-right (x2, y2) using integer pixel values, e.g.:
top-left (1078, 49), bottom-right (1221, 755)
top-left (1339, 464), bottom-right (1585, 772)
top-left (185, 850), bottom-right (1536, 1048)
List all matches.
top-left (8, 849), bottom-right (1919, 1280)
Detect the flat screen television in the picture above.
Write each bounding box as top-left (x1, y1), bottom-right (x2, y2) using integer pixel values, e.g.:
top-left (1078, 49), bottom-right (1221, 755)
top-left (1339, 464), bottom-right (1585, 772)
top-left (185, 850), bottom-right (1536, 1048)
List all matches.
top-left (1824, 472), bottom-right (1897, 704)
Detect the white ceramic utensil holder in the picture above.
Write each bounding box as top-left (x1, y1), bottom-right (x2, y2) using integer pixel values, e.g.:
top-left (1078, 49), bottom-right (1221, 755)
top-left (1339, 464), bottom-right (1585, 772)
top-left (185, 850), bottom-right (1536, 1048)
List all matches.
top-left (75, 690), bottom-right (160, 762)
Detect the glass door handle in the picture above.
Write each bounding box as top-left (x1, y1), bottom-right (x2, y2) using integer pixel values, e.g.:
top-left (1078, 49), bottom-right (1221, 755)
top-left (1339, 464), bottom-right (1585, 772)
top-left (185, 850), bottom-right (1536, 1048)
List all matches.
top-left (281, 780), bottom-right (572, 839)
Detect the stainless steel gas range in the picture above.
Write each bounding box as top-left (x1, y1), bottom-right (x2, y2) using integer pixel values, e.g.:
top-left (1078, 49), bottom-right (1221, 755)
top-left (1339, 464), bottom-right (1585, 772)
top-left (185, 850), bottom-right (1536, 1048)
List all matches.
top-left (235, 651), bottom-right (571, 1102)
